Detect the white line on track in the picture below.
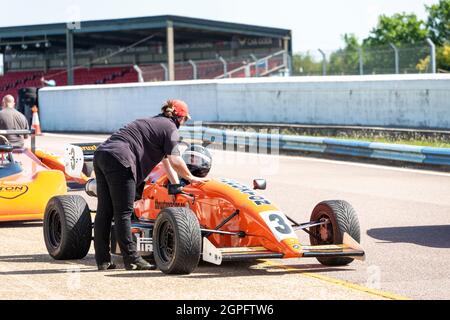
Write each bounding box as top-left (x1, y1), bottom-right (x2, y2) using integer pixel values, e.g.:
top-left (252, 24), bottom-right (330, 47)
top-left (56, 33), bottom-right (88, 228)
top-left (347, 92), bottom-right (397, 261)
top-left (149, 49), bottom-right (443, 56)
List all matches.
top-left (44, 133), bottom-right (450, 178)
top-left (212, 148), bottom-right (450, 178)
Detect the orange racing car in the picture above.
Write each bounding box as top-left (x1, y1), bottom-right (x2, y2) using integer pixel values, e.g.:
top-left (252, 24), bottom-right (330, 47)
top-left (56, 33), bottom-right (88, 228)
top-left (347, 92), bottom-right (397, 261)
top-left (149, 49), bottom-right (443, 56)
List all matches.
top-left (0, 129), bottom-right (93, 222)
top-left (43, 142), bottom-right (365, 274)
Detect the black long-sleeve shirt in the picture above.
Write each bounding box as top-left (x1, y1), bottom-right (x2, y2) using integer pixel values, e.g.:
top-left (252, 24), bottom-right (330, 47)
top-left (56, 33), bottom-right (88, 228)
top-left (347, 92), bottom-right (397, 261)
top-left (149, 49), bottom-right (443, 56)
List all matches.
top-left (96, 115), bottom-right (180, 185)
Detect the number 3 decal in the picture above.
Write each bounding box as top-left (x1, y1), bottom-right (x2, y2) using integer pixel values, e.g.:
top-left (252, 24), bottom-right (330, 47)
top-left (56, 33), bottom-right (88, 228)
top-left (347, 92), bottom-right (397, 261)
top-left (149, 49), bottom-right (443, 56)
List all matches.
top-left (269, 214), bottom-right (291, 234)
top-left (260, 211), bottom-right (297, 241)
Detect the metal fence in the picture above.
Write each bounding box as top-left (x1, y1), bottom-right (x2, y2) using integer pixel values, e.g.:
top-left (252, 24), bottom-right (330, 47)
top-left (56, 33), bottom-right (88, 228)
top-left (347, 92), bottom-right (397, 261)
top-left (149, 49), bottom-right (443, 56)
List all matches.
top-left (139, 50), bottom-right (290, 81)
top-left (294, 40), bottom-right (441, 76)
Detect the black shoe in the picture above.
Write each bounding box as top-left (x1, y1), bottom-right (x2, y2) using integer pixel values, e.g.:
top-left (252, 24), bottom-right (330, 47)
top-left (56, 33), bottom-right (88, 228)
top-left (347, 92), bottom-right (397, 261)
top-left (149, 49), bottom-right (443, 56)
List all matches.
top-left (124, 257), bottom-right (157, 271)
top-left (97, 262), bottom-right (117, 271)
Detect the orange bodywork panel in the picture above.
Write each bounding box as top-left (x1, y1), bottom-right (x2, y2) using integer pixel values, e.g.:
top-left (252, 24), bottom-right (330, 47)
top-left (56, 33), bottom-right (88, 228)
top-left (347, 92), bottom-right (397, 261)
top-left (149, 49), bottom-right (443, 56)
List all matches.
top-left (134, 164), bottom-right (302, 258)
top-left (34, 149), bottom-right (90, 185)
top-left (0, 149), bottom-right (67, 222)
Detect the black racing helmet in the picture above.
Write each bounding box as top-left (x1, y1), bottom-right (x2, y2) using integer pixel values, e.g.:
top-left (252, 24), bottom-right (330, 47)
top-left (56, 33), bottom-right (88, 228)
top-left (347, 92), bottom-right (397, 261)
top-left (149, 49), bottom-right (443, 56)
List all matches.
top-left (182, 145), bottom-right (212, 178)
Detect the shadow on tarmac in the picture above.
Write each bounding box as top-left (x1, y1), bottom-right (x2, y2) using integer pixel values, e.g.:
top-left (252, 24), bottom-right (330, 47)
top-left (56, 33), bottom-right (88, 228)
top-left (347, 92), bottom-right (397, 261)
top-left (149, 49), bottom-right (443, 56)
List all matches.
top-left (0, 253), bottom-right (353, 278)
top-left (0, 221), bottom-right (43, 228)
top-left (367, 225), bottom-right (450, 248)
top-left (104, 261), bottom-right (353, 279)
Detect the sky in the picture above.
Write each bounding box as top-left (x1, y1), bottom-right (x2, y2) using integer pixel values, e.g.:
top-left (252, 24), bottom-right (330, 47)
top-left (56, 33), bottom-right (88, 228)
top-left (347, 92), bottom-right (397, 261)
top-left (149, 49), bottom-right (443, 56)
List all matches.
top-left (0, 0), bottom-right (440, 53)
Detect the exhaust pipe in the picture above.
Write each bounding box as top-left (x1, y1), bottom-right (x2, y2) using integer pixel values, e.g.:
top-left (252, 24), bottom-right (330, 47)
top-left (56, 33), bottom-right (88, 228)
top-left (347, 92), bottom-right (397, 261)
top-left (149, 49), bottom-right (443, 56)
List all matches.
top-left (85, 178), bottom-right (97, 197)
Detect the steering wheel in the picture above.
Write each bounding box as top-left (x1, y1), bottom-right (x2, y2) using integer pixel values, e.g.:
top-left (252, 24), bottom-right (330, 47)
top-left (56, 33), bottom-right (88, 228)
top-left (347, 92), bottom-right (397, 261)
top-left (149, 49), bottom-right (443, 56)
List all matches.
top-left (0, 135), bottom-right (13, 153)
top-left (177, 140), bottom-right (191, 154)
top-left (0, 135), bottom-right (9, 144)
top-left (0, 135), bottom-right (13, 166)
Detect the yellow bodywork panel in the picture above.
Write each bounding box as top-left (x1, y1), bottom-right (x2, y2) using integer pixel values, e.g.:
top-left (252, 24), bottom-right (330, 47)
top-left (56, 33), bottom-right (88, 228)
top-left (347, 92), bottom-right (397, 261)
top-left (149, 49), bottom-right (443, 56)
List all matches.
top-left (0, 168), bottom-right (67, 222)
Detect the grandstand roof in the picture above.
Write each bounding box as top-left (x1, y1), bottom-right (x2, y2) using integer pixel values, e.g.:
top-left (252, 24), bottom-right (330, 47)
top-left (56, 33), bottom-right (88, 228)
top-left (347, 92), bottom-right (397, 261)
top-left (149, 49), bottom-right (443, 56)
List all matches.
top-left (0, 15), bottom-right (292, 51)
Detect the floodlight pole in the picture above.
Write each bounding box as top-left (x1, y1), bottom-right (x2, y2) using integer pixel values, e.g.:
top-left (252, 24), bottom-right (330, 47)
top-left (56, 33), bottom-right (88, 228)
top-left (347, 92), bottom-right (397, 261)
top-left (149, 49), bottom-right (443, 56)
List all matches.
top-left (166, 20), bottom-right (175, 81)
top-left (66, 27), bottom-right (74, 85)
top-left (389, 43), bottom-right (399, 74)
top-left (318, 49), bottom-right (327, 76)
top-left (426, 38), bottom-right (436, 74)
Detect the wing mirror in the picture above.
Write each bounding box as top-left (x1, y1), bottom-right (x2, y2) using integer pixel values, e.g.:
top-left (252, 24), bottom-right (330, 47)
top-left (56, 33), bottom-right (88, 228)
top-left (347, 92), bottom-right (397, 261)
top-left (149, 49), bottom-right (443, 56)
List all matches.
top-left (253, 179), bottom-right (267, 190)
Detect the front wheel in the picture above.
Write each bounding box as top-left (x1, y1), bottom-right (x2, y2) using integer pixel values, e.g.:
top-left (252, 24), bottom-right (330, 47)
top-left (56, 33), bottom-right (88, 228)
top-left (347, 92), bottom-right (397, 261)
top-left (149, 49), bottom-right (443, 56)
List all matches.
top-left (43, 195), bottom-right (92, 260)
top-left (153, 207), bottom-right (202, 274)
top-left (309, 200), bottom-right (361, 266)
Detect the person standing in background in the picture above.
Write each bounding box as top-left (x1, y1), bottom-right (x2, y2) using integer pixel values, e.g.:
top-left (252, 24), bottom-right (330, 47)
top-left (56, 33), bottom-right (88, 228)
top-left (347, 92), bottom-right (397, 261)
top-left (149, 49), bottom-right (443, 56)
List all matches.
top-left (0, 95), bottom-right (29, 148)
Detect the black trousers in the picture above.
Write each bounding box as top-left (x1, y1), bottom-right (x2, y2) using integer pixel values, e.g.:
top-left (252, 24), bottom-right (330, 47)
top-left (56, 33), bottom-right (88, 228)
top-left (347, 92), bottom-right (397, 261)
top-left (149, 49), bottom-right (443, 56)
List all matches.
top-left (93, 151), bottom-right (138, 265)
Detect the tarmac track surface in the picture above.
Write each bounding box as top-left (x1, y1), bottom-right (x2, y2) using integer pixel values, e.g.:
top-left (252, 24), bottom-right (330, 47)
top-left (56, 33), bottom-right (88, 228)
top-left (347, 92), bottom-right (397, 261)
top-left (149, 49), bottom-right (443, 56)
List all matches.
top-left (1, 133), bottom-right (450, 300)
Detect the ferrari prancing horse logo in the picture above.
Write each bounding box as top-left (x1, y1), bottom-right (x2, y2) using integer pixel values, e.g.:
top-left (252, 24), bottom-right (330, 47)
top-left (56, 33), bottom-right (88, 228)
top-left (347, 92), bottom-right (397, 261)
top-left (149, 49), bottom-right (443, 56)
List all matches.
top-left (0, 185), bottom-right (29, 199)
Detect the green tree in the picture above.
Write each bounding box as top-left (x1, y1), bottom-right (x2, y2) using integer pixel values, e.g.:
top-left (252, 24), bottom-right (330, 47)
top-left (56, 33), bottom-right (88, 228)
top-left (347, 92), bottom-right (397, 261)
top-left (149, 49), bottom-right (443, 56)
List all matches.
top-left (328, 34), bottom-right (361, 75)
top-left (362, 13), bottom-right (430, 74)
top-left (292, 51), bottom-right (322, 76)
top-left (426, 0), bottom-right (450, 46)
top-left (437, 44), bottom-right (450, 71)
top-left (364, 13), bottom-right (428, 46)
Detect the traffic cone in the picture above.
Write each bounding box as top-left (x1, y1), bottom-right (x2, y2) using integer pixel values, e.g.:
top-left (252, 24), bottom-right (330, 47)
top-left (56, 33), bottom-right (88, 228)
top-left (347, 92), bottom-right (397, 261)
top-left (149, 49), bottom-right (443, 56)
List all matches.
top-left (31, 106), bottom-right (42, 135)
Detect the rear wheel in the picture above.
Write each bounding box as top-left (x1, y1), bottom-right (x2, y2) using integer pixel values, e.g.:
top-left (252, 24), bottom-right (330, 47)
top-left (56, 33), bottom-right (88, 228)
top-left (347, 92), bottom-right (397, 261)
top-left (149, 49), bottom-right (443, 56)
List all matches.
top-left (153, 207), bottom-right (201, 274)
top-left (309, 200), bottom-right (360, 266)
top-left (43, 195), bottom-right (92, 260)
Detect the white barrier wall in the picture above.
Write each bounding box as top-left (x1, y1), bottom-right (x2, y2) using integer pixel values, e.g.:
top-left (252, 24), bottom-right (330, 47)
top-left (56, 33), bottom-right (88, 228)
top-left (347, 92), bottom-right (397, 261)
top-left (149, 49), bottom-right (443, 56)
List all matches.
top-left (38, 74), bottom-right (450, 132)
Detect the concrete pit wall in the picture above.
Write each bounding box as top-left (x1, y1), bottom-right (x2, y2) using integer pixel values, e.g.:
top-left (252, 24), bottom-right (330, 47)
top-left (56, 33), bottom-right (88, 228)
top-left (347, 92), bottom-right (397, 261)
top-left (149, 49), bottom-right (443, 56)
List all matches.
top-left (38, 74), bottom-right (450, 132)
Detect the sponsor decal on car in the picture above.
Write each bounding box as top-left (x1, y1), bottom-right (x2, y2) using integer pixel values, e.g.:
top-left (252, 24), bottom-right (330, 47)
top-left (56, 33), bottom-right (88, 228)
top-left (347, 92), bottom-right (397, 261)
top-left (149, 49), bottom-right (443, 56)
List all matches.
top-left (79, 145), bottom-right (97, 152)
top-left (154, 199), bottom-right (185, 210)
top-left (0, 184), bottom-right (29, 199)
top-left (136, 235), bottom-right (153, 252)
top-left (219, 178), bottom-right (271, 206)
top-left (259, 210), bottom-right (298, 242)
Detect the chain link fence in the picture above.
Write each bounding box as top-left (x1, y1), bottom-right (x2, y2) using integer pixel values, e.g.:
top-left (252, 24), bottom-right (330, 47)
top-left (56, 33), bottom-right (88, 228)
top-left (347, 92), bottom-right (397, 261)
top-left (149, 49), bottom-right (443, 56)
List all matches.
top-left (294, 42), bottom-right (443, 76)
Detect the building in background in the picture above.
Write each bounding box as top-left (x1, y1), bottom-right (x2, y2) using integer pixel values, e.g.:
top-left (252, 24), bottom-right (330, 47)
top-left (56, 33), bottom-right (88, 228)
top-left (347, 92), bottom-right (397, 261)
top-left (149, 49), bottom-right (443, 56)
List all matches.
top-left (0, 15), bottom-right (292, 101)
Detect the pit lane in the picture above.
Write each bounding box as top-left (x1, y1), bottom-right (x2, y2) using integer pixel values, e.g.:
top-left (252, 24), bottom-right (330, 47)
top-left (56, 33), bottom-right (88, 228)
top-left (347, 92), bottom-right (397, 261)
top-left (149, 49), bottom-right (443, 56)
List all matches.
top-left (1, 133), bottom-right (450, 300)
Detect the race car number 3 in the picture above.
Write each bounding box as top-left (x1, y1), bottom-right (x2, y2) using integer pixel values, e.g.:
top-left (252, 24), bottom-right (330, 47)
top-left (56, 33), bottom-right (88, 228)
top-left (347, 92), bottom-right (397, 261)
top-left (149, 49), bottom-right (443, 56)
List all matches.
top-left (259, 211), bottom-right (297, 241)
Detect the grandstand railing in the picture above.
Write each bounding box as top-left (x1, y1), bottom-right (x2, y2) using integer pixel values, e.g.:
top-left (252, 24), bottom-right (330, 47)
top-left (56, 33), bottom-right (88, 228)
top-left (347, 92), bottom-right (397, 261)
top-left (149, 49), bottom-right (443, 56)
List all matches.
top-left (138, 51), bottom-right (290, 82)
top-left (215, 50), bottom-right (289, 79)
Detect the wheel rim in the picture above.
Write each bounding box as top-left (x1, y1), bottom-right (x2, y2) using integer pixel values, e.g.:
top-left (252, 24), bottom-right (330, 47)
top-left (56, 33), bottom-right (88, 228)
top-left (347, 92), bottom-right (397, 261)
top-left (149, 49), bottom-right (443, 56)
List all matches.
top-left (48, 210), bottom-right (62, 248)
top-left (313, 212), bottom-right (333, 244)
top-left (158, 221), bottom-right (175, 264)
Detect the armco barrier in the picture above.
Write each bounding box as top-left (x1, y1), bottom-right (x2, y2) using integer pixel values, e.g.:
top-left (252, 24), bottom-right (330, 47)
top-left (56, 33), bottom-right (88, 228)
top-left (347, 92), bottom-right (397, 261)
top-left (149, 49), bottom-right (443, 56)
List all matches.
top-left (179, 127), bottom-right (450, 167)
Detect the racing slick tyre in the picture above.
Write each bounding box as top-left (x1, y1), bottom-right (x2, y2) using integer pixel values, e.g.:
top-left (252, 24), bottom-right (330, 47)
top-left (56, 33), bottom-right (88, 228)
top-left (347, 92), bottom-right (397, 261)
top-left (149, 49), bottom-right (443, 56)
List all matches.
top-left (309, 200), bottom-right (360, 266)
top-left (43, 195), bottom-right (92, 260)
top-left (153, 207), bottom-right (202, 274)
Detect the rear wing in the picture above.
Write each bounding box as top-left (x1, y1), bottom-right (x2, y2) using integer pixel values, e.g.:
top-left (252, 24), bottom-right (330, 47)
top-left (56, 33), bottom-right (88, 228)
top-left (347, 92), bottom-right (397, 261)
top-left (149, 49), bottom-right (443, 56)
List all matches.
top-left (0, 129), bottom-right (36, 153)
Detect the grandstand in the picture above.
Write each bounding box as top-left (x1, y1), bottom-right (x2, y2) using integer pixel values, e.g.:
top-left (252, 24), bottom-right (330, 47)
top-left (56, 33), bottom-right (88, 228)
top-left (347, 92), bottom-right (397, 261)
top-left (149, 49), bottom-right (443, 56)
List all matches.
top-left (0, 15), bottom-right (292, 101)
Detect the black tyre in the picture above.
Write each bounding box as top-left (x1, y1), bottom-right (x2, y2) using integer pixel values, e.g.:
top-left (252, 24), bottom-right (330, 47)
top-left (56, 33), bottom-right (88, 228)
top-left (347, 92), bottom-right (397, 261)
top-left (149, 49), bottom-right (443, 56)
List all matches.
top-left (153, 207), bottom-right (202, 274)
top-left (43, 195), bottom-right (92, 260)
top-left (309, 200), bottom-right (360, 266)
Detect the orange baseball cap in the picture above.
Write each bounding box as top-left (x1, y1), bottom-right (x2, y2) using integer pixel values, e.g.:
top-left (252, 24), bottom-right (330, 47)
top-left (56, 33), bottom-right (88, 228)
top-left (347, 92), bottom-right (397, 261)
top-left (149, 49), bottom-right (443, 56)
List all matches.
top-left (171, 99), bottom-right (191, 119)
